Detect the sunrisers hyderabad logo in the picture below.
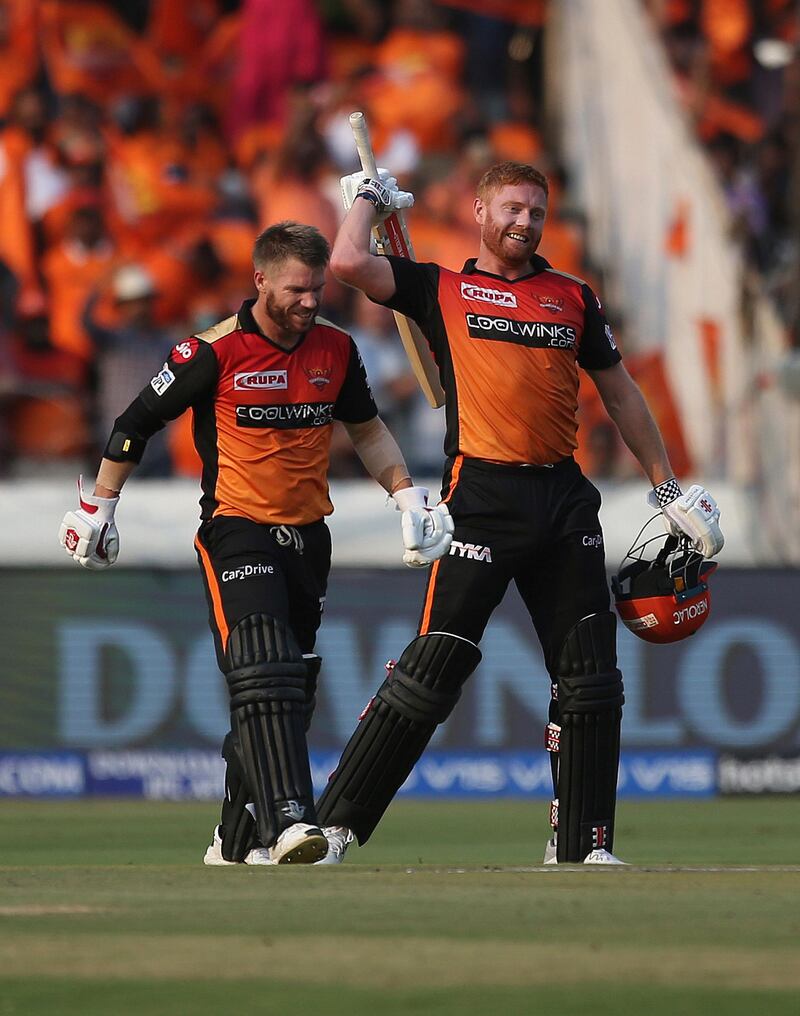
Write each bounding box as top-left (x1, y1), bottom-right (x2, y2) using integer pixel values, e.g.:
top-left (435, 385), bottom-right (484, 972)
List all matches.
top-left (538, 295), bottom-right (564, 313)
top-left (305, 367), bottom-right (331, 389)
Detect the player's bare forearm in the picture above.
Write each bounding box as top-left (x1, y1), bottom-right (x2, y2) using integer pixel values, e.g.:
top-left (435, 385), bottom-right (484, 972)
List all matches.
top-left (94, 458), bottom-right (137, 498)
top-left (588, 363), bottom-right (673, 485)
top-left (343, 415), bottom-right (412, 494)
top-left (330, 200), bottom-right (396, 302)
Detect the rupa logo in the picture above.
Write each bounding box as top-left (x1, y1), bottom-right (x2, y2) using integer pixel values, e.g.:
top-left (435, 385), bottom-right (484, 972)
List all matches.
top-left (234, 370), bottom-right (287, 390)
top-left (449, 541), bottom-right (493, 563)
top-left (460, 282), bottom-right (517, 308)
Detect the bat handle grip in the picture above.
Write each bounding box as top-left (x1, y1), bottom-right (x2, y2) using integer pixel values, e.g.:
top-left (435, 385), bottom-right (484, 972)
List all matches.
top-left (349, 111), bottom-right (379, 179)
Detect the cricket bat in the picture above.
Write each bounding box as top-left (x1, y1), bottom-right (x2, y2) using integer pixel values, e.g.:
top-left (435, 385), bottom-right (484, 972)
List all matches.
top-left (349, 111), bottom-right (446, 409)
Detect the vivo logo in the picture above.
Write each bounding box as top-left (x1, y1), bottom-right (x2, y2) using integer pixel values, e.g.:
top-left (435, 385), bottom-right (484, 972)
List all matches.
top-left (234, 370), bottom-right (288, 390)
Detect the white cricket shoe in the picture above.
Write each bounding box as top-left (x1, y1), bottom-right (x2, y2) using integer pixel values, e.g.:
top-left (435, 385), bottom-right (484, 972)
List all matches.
top-left (315, 826), bottom-right (355, 865)
top-left (541, 836), bottom-right (627, 865)
top-left (269, 822), bottom-right (329, 864)
top-left (583, 848), bottom-right (627, 865)
top-left (203, 826), bottom-right (274, 866)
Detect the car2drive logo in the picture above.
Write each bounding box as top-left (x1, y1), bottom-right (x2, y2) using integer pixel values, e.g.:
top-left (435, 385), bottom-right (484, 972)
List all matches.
top-left (460, 282), bottom-right (517, 307)
top-left (234, 369), bottom-right (288, 390)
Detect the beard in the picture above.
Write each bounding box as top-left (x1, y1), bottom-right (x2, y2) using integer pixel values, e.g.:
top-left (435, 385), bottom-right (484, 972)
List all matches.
top-left (481, 213), bottom-right (537, 266)
top-left (265, 292), bottom-right (317, 339)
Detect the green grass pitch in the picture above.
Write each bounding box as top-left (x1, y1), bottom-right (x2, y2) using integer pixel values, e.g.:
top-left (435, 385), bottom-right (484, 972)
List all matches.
top-left (1, 798), bottom-right (798, 1015)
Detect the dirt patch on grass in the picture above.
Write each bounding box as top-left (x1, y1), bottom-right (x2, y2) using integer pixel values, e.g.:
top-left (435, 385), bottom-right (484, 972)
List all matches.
top-left (1, 935), bottom-right (797, 991)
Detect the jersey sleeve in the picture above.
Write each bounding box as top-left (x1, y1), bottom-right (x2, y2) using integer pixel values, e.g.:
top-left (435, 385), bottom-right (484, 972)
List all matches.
top-left (577, 284), bottom-right (622, 370)
top-left (378, 256), bottom-right (440, 326)
top-left (334, 338), bottom-right (379, 423)
top-left (138, 337), bottom-right (219, 421)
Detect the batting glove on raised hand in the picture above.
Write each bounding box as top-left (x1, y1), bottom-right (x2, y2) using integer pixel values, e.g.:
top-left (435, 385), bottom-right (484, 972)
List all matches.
top-left (647, 478), bottom-right (724, 558)
top-left (340, 168), bottom-right (414, 223)
top-left (393, 486), bottom-right (454, 568)
top-left (58, 476), bottom-right (120, 569)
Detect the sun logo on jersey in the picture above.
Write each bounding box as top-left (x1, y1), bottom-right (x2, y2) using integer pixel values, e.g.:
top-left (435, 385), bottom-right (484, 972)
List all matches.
top-left (538, 295), bottom-right (564, 314)
top-left (305, 367), bottom-right (332, 389)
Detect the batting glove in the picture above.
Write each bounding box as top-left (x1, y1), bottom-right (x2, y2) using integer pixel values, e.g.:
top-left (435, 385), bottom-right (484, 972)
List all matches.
top-left (647, 478), bottom-right (724, 558)
top-left (340, 169), bottom-right (414, 223)
top-left (393, 486), bottom-right (454, 568)
top-left (58, 476), bottom-right (120, 569)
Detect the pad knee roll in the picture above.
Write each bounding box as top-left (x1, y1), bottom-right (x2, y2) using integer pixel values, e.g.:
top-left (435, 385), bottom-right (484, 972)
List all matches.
top-left (554, 612), bottom-right (624, 863)
top-left (316, 632), bottom-right (481, 842)
top-left (225, 614), bottom-right (317, 847)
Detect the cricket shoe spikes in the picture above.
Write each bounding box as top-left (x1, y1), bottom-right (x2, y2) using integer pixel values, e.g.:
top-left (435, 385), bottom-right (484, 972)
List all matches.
top-left (315, 826), bottom-right (355, 865)
top-left (269, 822), bottom-right (329, 864)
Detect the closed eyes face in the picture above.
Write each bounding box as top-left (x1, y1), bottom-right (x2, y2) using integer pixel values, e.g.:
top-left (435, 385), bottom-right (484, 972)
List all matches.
top-left (255, 257), bottom-right (327, 341)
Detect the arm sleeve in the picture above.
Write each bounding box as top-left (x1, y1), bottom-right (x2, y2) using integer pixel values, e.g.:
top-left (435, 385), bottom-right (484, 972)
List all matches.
top-left (138, 337), bottom-right (219, 421)
top-left (577, 284), bottom-right (622, 370)
top-left (103, 339), bottom-right (219, 461)
top-left (376, 256), bottom-right (440, 326)
top-left (334, 338), bottom-right (379, 423)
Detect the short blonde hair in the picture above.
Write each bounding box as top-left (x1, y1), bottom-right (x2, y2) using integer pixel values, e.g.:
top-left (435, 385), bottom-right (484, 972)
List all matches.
top-left (253, 221), bottom-right (330, 271)
top-left (477, 162), bottom-right (549, 202)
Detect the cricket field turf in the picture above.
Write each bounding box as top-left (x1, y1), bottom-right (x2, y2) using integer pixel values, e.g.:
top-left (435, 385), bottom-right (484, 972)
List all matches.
top-left (1, 798), bottom-right (798, 1015)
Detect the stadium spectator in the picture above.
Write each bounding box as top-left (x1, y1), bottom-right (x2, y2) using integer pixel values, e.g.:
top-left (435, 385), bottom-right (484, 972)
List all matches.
top-left (82, 263), bottom-right (176, 474)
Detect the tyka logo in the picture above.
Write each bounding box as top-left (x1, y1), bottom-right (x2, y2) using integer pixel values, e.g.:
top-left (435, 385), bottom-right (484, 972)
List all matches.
top-left (466, 314), bottom-right (576, 349)
top-left (460, 282), bottom-right (517, 307)
top-left (449, 541), bottom-right (493, 563)
top-left (234, 370), bottom-right (287, 390)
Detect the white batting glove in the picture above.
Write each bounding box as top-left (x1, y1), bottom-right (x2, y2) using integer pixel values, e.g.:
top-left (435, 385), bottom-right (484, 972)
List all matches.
top-left (340, 168), bottom-right (414, 223)
top-left (58, 476), bottom-right (120, 570)
top-left (392, 486), bottom-right (454, 568)
top-left (647, 478), bottom-right (724, 558)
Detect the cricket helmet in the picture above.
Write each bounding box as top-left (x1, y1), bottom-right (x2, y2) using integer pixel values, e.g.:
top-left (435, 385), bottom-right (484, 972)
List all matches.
top-left (611, 531), bottom-right (717, 644)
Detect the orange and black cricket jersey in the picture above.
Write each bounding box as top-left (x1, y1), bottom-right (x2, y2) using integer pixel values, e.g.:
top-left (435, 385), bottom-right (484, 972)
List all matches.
top-left (131, 299), bottom-right (377, 524)
top-left (382, 255), bottom-right (621, 465)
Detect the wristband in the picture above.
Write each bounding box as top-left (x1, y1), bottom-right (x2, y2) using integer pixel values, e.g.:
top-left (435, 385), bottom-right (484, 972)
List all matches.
top-left (651, 477), bottom-right (682, 508)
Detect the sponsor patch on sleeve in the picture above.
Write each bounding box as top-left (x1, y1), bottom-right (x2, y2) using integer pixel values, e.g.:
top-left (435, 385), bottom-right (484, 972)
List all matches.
top-left (169, 338), bottom-right (199, 363)
top-left (150, 363), bottom-right (176, 395)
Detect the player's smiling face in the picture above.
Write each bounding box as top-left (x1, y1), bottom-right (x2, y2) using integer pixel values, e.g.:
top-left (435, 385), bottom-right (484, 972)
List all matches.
top-left (256, 257), bottom-right (326, 346)
top-left (475, 183), bottom-right (548, 270)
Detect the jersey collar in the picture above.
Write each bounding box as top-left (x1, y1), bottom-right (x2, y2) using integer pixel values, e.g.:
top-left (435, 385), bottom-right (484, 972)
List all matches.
top-left (460, 254), bottom-right (551, 282)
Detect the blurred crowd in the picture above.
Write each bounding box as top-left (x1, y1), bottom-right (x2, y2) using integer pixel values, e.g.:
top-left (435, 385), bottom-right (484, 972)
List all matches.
top-left (0, 0), bottom-right (797, 485)
top-left (646, 0), bottom-right (800, 339)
